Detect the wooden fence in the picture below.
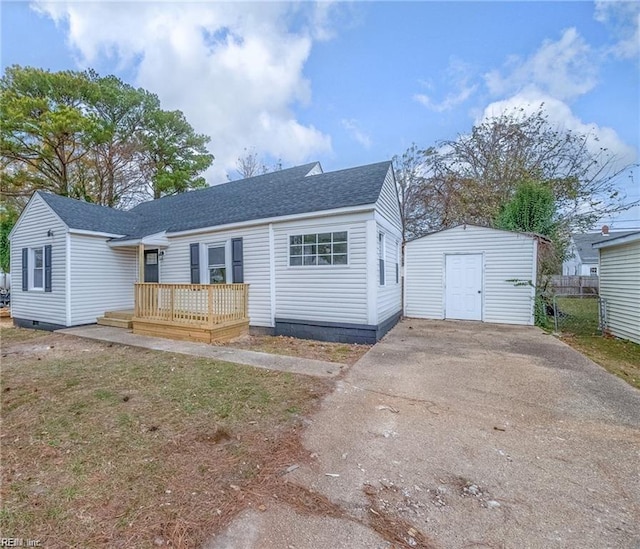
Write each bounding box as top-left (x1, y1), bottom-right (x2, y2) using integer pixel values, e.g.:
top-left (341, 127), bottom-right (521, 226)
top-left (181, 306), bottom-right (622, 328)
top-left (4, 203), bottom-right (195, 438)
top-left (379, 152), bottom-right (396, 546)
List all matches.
top-left (549, 275), bottom-right (599, 295)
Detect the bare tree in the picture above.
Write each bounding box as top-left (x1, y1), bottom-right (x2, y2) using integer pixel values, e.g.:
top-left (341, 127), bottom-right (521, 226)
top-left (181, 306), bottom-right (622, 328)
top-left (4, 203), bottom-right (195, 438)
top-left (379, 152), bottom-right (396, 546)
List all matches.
top-left (232, 148), bottom-right (283, 180)
top-left (397, 106), bottom-right (638, 238)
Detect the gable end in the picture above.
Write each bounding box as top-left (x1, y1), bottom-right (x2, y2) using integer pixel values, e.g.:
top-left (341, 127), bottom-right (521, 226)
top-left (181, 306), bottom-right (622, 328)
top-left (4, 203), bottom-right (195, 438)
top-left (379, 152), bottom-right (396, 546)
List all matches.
top-left (9, 192), bottom-right (69, 240)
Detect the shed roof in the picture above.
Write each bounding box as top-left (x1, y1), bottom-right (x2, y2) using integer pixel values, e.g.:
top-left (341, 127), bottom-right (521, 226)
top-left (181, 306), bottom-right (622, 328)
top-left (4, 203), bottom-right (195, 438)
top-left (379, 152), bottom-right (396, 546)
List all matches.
top-left (33, 161), bottom-right (392, 240)
top-left (406, 224), bottom-right (548, 244)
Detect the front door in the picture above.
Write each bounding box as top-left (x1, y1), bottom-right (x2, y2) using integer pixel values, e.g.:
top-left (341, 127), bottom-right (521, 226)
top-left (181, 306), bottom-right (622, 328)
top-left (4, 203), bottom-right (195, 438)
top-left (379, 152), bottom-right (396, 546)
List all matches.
top-left (445, 254), bottom-right (482, 321)
top-left (144, 249), bottom-right (159, 283)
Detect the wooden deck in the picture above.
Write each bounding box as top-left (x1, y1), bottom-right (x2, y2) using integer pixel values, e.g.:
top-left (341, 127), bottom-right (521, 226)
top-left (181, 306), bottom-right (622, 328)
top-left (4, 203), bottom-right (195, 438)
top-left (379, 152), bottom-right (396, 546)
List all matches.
top-left (131, 283), bottom-right (249, 343)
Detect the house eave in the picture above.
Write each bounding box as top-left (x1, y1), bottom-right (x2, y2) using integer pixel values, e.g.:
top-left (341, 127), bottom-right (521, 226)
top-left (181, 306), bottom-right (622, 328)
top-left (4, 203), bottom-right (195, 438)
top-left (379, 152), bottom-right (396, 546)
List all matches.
top-left (593, 232), bottom-right (640, 249)
top-left (69, 228), bottom-right (126, 238)
top-left (9, 191), bottom-right (69, 240)
top-left (107, 232), bottom-right (170, 248)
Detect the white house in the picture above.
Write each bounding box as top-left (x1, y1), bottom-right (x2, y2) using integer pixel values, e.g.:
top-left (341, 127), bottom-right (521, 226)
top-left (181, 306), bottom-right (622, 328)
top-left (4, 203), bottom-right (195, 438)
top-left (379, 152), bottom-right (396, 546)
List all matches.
top-left (562, 230), bottom-right (637, 276)
top-left (10, 161), bottom-right (403, 344)
top-left (404, 225), bottom-right (546, 326)
top-left (593, 231), bottom-right (640, 344)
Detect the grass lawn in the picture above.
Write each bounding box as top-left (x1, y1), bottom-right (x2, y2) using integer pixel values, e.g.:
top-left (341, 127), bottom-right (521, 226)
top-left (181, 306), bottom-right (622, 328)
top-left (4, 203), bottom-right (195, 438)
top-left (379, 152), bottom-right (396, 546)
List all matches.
top-left (561, 333), bottom-right (640, 390)
top-left (0, 326), bottom-right (332, 548)
top-left (548, 297), bottom-right (640, 391)
top-left (553, 296), bottom-right (601, 336)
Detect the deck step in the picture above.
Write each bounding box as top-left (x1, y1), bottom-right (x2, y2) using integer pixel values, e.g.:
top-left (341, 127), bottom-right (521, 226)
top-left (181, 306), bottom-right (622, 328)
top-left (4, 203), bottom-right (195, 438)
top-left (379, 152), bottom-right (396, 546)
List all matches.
top-left (97, 316), bottom-right (132, 329)
top-left (104, 310), bottom-right (134, 321)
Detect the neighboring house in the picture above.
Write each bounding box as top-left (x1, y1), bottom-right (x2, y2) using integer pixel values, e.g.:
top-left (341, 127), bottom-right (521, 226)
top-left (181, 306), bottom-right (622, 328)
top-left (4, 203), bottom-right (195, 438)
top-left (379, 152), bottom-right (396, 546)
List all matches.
top-left (9, 161), bottom-right (402, 344)
top-left (593, 231), bottom-right (640, 345)
top-left (404, 225), bottom-right (547, 326)
top-left (563, 230), bottom-right (637, 276)
top-left (0, 270), bottom-right (9, 290)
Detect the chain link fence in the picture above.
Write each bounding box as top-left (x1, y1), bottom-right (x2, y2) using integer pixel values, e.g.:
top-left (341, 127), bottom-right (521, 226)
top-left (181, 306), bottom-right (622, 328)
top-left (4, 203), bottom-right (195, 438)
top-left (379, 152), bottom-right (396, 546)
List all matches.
top-left (550, 295), bottom-right (606, 335)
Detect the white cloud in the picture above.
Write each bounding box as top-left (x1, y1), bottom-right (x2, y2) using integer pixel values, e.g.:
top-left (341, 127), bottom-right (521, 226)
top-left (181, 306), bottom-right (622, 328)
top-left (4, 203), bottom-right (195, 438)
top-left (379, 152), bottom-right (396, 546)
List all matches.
top-left (33, 1), bottom-right (333, 181)
top-left (481, 89), bottom-right (637, 171)
top-left (594, 0), bottom-right (640, 60)
top-left (414, 58), bottom-right (477, 112)
top-left (414, 86), bottom-right (476, 113)
top-left (341, 118), bottom-right (371, 149)
top-left (484, 28), bottom-right (598, 101)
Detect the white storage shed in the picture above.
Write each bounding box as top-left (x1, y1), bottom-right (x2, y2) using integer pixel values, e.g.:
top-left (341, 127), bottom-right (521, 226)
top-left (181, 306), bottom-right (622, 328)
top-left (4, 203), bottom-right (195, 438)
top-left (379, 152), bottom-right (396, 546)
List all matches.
top-left (593, 231), bottom-right (640, 344)
top-left (404, 225), bottom-right (543, 325)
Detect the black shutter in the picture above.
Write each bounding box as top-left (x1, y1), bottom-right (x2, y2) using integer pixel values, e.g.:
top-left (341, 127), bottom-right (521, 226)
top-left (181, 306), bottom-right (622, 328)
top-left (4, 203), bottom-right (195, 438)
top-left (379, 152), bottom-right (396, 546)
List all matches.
top-left (190, 243), bottom-right (200, 284)
top-left (22, 248), bottom-right (28, 291)
top-left (44, 244), bottom-right (52, 292)
top-left (379, 258), bottom-right (385, 285)
top-left (231, 238), bottom-right (243, 283)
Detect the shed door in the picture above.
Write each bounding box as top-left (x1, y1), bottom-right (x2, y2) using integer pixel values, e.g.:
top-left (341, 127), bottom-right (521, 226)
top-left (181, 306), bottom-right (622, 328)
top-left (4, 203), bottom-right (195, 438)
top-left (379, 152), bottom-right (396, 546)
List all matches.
top-left (445, 254), bottom-right (482, 321)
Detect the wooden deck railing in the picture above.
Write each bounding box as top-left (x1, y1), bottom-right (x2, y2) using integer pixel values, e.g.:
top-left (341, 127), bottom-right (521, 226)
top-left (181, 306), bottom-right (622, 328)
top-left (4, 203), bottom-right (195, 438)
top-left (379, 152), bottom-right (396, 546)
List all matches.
top-left (134, 283), bottom-right (249, 327)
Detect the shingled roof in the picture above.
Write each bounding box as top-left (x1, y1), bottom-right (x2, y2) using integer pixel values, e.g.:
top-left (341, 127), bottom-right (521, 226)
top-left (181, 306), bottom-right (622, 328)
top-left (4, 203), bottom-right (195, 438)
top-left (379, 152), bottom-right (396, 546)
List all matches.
top-left (36, 161), bottom-right (392, 239)
top-left (571, 231), bottom-right (638, 263)
top-left (37, 191), bottom-right (141, 236)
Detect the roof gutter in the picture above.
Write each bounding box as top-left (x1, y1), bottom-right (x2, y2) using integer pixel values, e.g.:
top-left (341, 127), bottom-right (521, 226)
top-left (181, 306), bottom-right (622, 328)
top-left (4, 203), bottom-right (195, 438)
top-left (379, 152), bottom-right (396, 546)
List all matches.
top-left (107, 231), bottom-right (170, 248)
top-left (69, 228), bottom-right (126, 238)
top-left (593, 231), bottom-right (640, 249)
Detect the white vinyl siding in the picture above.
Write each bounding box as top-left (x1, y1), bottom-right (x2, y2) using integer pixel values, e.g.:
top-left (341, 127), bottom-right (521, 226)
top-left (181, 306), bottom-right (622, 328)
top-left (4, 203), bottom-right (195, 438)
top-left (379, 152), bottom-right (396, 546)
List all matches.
top-left (376, 226), bottom-right (402, 324)
top-left (161, 225), bottom-right (272, 327)
top-left (9, 194), bottom-right (67, 326)
top-left (375, 166), bottom-right (402, 232)
top-left (599, 240), bottom-right (640, 344)
top-left (405, 225), bottom-right (537, 326)
top-left (69, 235), bottom-right (137, 325)
top-left (274, 213), bottom-right (370, 325)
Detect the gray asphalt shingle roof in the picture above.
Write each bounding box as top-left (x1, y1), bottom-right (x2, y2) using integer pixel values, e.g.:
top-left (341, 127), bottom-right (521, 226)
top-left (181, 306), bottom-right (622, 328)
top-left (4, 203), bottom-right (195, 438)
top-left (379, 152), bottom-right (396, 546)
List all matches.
top-left (37, 191), bottom-right (141, 235)
top-left (36, 161), bottom-right (392, 239)
top-left (572, 231), bottom-right (638, 263)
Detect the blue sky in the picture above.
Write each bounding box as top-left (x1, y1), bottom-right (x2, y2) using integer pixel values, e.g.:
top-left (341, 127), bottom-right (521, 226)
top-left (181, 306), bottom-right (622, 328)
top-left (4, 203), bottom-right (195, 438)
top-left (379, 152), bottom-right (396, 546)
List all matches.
top-left (2, 1), bottom-right (639, 228)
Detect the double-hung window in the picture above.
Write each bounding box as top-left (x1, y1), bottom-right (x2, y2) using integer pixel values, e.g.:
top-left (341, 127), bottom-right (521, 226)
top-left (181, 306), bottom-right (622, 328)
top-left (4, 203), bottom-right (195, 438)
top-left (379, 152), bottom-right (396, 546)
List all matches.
top-left (378, 232), bottom-right (385, 285)
top-left (289, 231), bottom-right (348, 266)
top-left (21, 244), bottom-right (51, 292)
top-left (32, 247), bottom-right (44, 289)
top-left (208, 245), bottom-right (227, 284)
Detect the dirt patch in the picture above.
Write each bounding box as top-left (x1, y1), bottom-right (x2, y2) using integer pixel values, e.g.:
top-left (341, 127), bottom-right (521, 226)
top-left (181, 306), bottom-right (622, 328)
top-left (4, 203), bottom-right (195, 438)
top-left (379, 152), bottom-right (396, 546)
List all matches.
top-left (218, 334), bottom-right (371, 365)
top-left (1, 328), bottom-right (333, 548)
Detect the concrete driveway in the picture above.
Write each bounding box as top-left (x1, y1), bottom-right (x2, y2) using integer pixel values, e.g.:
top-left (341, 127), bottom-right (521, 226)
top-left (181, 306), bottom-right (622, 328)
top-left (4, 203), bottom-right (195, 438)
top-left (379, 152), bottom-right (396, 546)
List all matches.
top-left (209, 320), bottom-right (640, 549)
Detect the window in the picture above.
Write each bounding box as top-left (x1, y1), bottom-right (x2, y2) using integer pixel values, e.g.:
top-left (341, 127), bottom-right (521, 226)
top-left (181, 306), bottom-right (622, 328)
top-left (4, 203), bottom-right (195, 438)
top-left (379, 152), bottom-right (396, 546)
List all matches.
top-left (289, 232), bottom-right (348, 266)
top-left (32, 247), bottom-right (44, 289)
top-left (590, 267), bottom-right (597, 276)
top-left (22, 245), bottom-right (51, 292)
top-left (395, 240), bottom-right (400, 284)
top-left (208, 245), bottom-right (226, 284)
top-left (378, 232), bottom-right (385, 285)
